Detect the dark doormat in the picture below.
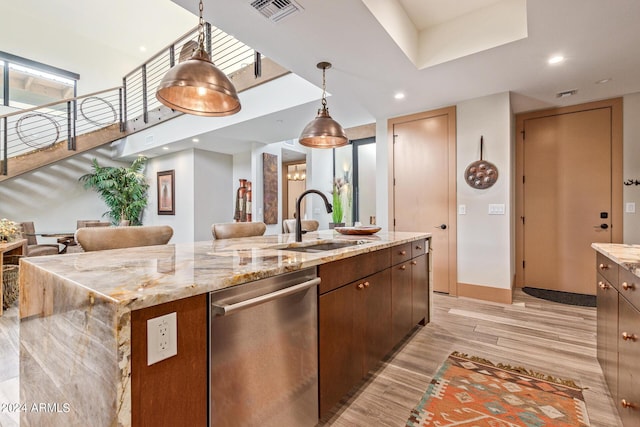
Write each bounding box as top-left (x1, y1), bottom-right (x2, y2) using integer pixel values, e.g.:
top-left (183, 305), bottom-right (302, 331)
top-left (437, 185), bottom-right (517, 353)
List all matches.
top-left (523, 287), bottom-right (596, 307)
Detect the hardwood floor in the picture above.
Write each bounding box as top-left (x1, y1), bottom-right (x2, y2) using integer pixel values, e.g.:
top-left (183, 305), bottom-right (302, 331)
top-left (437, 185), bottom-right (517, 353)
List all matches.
top-left (320, 289), bottom-right (623, 427)
top-left (0, 289), bottom-right (622, 426)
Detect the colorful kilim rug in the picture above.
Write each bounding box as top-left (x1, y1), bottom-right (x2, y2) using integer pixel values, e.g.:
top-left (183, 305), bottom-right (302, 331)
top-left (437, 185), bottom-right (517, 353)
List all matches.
top-left (406, 352), bottom-right (590, 427)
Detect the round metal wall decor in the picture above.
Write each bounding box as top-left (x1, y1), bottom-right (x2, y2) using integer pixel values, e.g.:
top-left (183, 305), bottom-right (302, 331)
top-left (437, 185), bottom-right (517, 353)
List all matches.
top-left (465, 136), bottom-right (499, 189)
top-left (15, 113), bottom-right (61, 148)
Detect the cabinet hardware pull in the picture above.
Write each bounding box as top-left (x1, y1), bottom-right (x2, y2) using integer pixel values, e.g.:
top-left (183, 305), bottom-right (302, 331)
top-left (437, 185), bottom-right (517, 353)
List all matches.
top-left (622, 282), bottom-right (636, 291)
top-left (400, 250), bottom-right (407, 255)
top-left (364, 281), bottom-right (370, 288)
top-left (621, 399), bottom-right (635, 409)
top-left (357, 283), bottom-right (364, 290)
top-left (411, 261), bottom-right (417, 265)
top-left (598, 281), bottom-right (610, 290)
top-left (400, 265), bottom-right (406, 270)
top-left (416, 245), bottom-right (423, 250)
top-left (621, 332), bottom-right (637, 341)
top-left (599, 263), bottom-right (609, 270)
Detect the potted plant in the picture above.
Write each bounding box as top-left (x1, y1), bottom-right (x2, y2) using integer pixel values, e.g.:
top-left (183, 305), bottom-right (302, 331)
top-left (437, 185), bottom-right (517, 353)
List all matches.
top-left (79, 157), bottom-right (149, 226)
top-left (330, 177), bottom-right (345, 228)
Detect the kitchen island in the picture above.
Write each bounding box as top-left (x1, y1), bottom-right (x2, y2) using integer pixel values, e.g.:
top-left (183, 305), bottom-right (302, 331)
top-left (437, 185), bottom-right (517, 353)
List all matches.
top-left (591, 243), bottom-right (640, 427)
top-left (19, 230), bottom-right (430, 426)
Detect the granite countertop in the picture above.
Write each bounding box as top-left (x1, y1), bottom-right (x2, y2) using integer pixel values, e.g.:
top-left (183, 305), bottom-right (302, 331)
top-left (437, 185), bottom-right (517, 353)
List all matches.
top-left (592, 242), bottom-right (640, 278)
top-left (22, 230), bottom-right (429, 313)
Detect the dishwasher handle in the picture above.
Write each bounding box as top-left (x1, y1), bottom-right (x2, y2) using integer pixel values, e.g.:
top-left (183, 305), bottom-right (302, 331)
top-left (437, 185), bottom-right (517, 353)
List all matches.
top-left (211, 277), bottom-right (320, 317)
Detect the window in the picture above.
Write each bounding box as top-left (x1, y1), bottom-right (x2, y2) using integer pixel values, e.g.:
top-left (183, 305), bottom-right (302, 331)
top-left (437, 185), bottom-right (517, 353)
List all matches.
top-left (0, 52), bottom-right (78, 109)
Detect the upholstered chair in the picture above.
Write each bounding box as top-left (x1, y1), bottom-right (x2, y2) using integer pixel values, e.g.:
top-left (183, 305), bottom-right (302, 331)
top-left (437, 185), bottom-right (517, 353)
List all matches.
top-left (282, 219), bottom-right (319, 234)
top-left (211, 222), bottom-right (267, 239)
top-left (19, 222), bottom-right (60, 257)
top-left (75, 225), bottom-right (173, 252)
top-left (76, 220), bottom-right (111, 229)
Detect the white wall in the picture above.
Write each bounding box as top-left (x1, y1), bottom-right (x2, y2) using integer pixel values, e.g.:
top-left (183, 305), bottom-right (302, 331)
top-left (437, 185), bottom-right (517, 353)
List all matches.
top-left (194, 150), bottom-right (233, 241)
top-left (143, 148), bottom-right (234, 243)
top-left (375, 120), bottom-right (390, 230)
top-left (0, 147), bottom-right (129, 244)
top-left (307, 149), bottom-right (334, 230)
top-left (623, 92), bottom-right (640, 244)
top-left (456, 92), bottom-right (513, 290)
top-left (144, 149), bottom-right (195, 243)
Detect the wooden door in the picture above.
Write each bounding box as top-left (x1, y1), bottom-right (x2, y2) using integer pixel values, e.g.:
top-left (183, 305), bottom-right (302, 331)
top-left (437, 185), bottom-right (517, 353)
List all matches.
top-left (390, 107), bottom-right (456, 294)
top-left (517, 99), bottom-right (622, 295)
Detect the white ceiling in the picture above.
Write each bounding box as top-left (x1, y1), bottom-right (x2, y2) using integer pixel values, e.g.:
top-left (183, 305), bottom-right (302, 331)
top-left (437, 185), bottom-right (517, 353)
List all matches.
top-left (11, 0), bottom-right (640, 153)
top-left (166, 0), bottom-right (640, 150)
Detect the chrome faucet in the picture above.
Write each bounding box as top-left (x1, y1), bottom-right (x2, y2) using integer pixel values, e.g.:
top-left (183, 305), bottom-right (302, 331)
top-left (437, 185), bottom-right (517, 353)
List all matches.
top-left (295, 189), bottom-right (333, 242)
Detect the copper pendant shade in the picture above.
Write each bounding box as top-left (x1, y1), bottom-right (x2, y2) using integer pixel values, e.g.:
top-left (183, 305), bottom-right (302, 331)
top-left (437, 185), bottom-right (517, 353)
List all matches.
top-left (155, 0), bottom-right (241, 117)
top-left (299, 62), bottom-right (348, 148)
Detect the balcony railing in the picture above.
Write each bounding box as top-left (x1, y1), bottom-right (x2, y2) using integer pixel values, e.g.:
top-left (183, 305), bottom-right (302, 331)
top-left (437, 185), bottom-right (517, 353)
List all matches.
top-left (1, 23), bottom-right (261, 176)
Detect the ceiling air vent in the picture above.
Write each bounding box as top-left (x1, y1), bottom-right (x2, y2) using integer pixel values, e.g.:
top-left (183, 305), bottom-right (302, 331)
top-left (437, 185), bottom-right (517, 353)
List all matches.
top-left (250, 0), bottom-right (303, 23)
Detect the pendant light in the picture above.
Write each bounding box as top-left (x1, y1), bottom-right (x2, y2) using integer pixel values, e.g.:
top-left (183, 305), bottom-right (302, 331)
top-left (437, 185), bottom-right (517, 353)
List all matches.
top-left (299, 62), bottom-right (348, 148)
top-left (156, 0), bottom-right (241, 117)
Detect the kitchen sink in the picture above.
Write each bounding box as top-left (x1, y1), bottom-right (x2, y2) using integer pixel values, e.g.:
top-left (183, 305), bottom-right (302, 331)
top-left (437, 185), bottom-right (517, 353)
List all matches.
top-left (280, 240), bottom-right (363, 253)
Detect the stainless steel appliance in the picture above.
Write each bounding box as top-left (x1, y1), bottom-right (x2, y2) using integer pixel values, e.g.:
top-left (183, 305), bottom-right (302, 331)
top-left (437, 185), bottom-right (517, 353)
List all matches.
top-left (209, 268), bottom-right (319, 427)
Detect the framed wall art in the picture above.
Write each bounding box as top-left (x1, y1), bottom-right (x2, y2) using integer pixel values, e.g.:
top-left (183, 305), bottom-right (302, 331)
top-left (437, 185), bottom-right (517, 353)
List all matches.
top-left (157, 170), bottom-right (175, 215)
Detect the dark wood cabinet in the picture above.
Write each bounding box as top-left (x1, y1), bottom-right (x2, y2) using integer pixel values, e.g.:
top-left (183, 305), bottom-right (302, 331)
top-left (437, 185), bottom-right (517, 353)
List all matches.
top-left (319, 238), bottom-right (430, 418)
top-left (596, 252), bottom-right (640, 426)
top-left (597, 274), bottom-right (618, 397)
top-left (391, 239), bottom-right (429, 343)
top-left (618, 296), bottom-right (640, 425)
top-left (319, 268), bottom-right (391, 416)
top-left (131, 294), bottom-right (208, 427)
top-left (412, 252), bottom-right (429, 325)
top-left (391, 261), bottom-right (413, 344)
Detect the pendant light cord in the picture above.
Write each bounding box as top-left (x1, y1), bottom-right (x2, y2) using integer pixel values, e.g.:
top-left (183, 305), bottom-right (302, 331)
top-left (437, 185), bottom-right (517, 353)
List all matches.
top-left (321, 66), bottom-right (327, 109)
top-left (197, 0), bottom-right (205, 49)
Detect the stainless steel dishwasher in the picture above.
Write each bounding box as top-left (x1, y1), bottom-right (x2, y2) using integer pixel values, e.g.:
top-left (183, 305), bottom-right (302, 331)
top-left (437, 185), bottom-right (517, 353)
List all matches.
top-left (209, 267), bottom-right (319, 427)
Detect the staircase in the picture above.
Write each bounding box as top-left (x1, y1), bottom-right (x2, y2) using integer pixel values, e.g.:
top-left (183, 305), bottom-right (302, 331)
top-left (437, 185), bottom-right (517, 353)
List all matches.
top-left (0, 24), bottom-right (289, 182)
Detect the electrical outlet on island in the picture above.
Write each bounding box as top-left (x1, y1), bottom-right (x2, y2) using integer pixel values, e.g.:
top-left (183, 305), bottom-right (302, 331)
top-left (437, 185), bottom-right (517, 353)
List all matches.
top-left (147, 312), bottom-right (178, 365)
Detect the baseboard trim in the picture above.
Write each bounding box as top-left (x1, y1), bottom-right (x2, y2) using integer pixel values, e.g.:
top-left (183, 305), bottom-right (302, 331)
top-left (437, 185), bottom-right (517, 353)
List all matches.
top-left (457, 282), bottom-right (513, 304)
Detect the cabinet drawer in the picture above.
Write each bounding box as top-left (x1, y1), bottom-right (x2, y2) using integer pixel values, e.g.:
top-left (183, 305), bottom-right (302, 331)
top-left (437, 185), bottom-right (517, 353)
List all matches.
top-left (596, 252), bottom-right (618, 287)
top-left (319, 248), bottom-right (390, 294)
top-left (411, 239), bottom-right (427, 258)
top-left (391, 243), bottom-right (412, 265)
top-left (619, 267), bottom-right (640, 311)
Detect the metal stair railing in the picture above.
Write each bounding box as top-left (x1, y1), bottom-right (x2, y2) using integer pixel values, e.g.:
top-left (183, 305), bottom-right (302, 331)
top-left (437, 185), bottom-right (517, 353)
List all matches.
top-left (1, 22), bottom-right (260, 176)
top-left (1, 86), bottom-right (123, 175)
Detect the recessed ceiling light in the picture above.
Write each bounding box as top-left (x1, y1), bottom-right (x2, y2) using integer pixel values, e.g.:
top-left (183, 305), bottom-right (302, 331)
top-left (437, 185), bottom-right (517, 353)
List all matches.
top-left (394, 92), bottom-right (405, 100)
top-left (548, 55), bottom-right (564, 65)
top-left (163, 146), bottom-right (169, 150)
top-left (192, 138), bottom-right (199, 142)
top-left (596, 78), bottom-right (612, 84)
top-left (139, 46), bottom-right (147, 52)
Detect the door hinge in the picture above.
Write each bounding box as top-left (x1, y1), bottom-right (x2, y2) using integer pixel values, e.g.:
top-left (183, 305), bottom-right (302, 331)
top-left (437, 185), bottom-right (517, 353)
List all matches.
top-left (522, 175), bottom-right (525, 184)
top-left (393, 134), bottom-right (398, 143)
top-left (393, 178), bottom-right (396, 186)
top-left (521, 216), bottom-right (525, 224)
top-left (521, 129), bottom-right (525, 140)
top-left (522, 260), bottom-right (526, 269)
top-left (393, 218), bottom-right (396, 227)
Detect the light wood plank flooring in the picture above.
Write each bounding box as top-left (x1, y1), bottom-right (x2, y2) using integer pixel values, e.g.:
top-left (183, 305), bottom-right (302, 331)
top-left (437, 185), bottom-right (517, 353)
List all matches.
top-left (320, 289), bottom-right (623, 427)
top-left (0, 290), bottom-right (622, 426)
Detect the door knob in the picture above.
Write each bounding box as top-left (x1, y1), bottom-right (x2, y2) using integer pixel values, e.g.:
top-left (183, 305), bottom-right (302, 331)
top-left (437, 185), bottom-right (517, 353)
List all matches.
top-left (434, 224), bottom-right (447, 230)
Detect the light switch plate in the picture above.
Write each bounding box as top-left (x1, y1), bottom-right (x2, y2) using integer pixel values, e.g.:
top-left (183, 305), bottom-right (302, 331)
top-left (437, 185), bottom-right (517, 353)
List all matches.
top-left (488, 204), bottom-right (505, 215)
top-left (626, 202), bottom-right (636, 213)
top-left (147, 312), bottom-right (177, 366)
top-left (458, 204), bottom-right (467, 215)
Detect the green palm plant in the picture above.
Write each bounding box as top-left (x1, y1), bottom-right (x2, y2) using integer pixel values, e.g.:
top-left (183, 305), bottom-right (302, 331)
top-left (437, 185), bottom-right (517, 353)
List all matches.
top-left (79, 157), bottom-right (149, 225)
